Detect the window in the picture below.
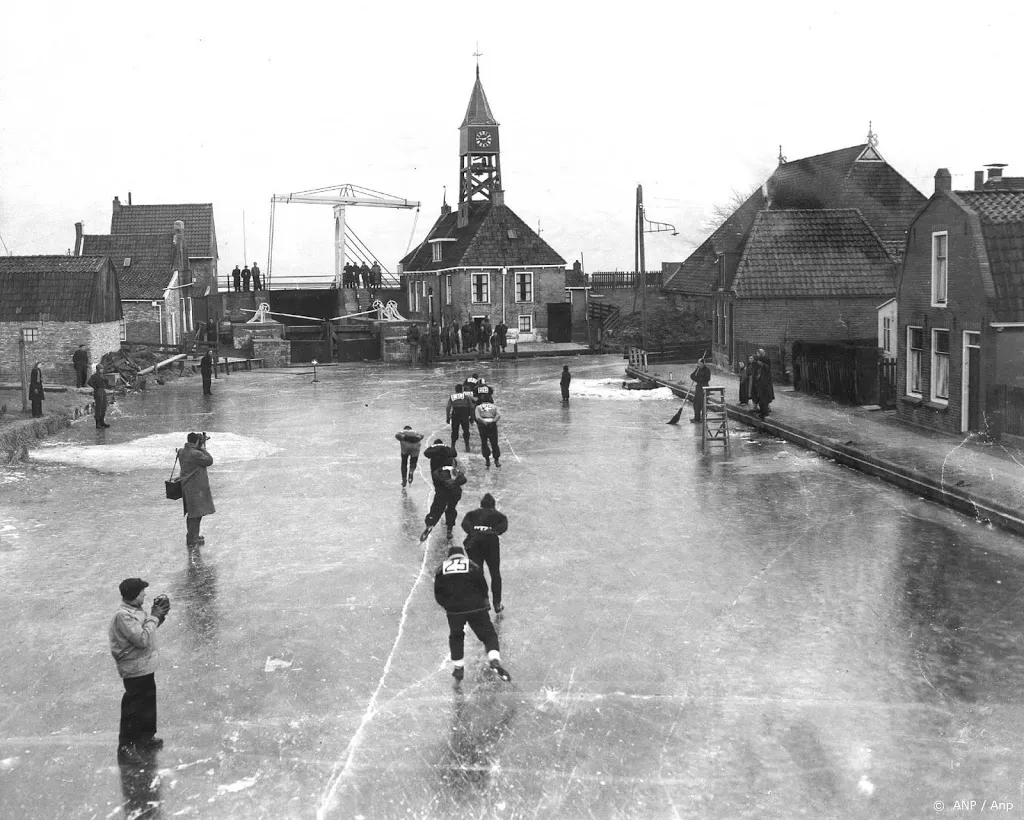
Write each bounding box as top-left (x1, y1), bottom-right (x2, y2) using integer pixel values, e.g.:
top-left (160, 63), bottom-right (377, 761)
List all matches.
top-left (119, 318), bottom-right (127, 342)
top-left (515, 272), bottom-right (533, 303)
top-left (408, 280), bottom-right (415, 309)
top-left (907, 326), bottom-right (923, 395)
top-left (518, 315), bottom-right (533, 333)
top-left (472, 273), bottom-right (489, 304)
top-left (932, 232), bottom-right (948, 305)
top-left (431, 242), bottom-right (442, 263)
top-left (932, 329), bottom-right (950, 402)
top-left (565, 289), bottom-right (572, 303)
top-left (421, 280), bottom-right (428, 297)
top-left (445, 274), bottom-right (452, 305)
top-left (882, 315), bottom-right (893, 357)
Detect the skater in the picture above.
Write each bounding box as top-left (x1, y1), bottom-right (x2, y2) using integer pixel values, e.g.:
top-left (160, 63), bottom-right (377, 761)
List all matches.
top-left (109, 578), bottom-right (171, 764)
top-left (231, 265), bottom-right (241, 292)
top-left (88, 364), bottom-right (110, 428)
top-left (434, 542), bottom-right (511, 682)
top-left (177, 432), bottom-right (215, 548)
top-left (474, 393), bottom-right (501, 468)
top-left (446, 382), bottom-right (474, 451)
top-left (420, 461), bottom-right (467, 542)
top-left (200, 349), bottom-right (214, 395)
top-left (29, 361), bottom-right (44, 417)
top-left (462, 493), bottom-right (509, 613)
top-left (241, 265), bottom-right (251, 292)
top-left (72, 344), bottom-right (89, 387)
top-left (560, 365), bottom-right (571, 403)
top-left (424, 438), bottom-right (458, 477)
top-left (690, 356), bottom-right (711, 423)
top-left (395, 425), bottom-right (424, 487)
top-left (475, 377), bottom-right (494, 405)
top-left (251, 262), bottom-right (262, 291)
top-left (464, 372), bottom-right (480, 397)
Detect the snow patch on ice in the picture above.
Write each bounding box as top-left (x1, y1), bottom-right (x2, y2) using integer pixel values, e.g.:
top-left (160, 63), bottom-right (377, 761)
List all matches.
top-left (29, 432), bottom-right (281, 473)
top-left (264, 657), bottom-right (293, 672)
top-left (217, 773), bottom-right (259, 794)
top-left (571, 378), bottom-right (675, 401)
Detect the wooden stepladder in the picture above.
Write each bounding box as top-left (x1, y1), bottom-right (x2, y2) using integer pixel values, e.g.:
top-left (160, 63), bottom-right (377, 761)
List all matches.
top-left (701, 386), bottom-right (730, 451)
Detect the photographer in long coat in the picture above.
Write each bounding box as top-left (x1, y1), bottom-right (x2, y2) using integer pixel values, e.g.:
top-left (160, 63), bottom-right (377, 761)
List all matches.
top-left (177, 433), bottom-right (215, 548)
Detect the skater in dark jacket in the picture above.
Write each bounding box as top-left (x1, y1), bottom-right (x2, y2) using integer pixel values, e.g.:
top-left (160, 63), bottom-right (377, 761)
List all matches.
top-left (423, 439), bottom-right (458, 478)
top-left (446, 383), bottom-right (474, 451)
top-left (395, 426), bottom-right (424, 487)
top-left (461, 493), bottom-right (509, 613)
top-left (560, 366), bottom-right (571, 403)
top-left (434, 543), bottom-right (511, 682)
top-left (420, 463), bottom-right (467, 542)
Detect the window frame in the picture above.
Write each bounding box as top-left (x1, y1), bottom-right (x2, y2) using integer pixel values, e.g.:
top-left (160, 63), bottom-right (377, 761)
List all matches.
top-left (431, 242), bottom-right (442, 263)
top-left (119, 317), bottom-right (127, 342)
top-left (514, 271), bottom-right (533, 303)
top-left (931, 231), bottom-right (948, 306)
top-left (471, 273), bottom-right (490, 304)
top-left (445, 274), bottom-right (452, 305)
top-left (931, 328), bottom-right (950, 404)
top-left (518, 314), bottom-right (533, 333)
top-left (907, 325), bottom-right (923, 396)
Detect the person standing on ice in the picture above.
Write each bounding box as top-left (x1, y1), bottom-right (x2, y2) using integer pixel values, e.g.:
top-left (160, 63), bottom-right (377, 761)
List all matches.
top-left (177, 432), bottom-right (215, 548)
top-left (395, 425), bottom-right (424, 488)
top-left (462, 494), bottom-right (509, 614)
top-left (446, 382), bottom-right (474, 451)
top-left (560, 365), bottom-right (571, 403)
top-left (434, 542), bottom-right (511, 683)
top-left (200, 349), bottom-right (214, 396)
top-left (689, 356), bottom-right (711, 424)
top-left (88, 364), bottom-right (110, 428)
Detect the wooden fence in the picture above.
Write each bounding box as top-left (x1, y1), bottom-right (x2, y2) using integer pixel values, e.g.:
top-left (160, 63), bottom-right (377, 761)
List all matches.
top-left (990, 384), bottom-right (1024, 438)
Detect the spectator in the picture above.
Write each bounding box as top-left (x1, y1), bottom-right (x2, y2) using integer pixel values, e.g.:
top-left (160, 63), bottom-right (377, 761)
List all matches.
top-left (177, 432), bottom-right (215, 548)
top-left (251, 262), bottom-right (262, 291)
top-left (72, 344), bottom-right (90, 387)
top-left (29, 361), bottom-right (44, 417)
top-left (89, 364), bottom-right (110, 428)
top-left (241, 266), bottom-right (251, 292)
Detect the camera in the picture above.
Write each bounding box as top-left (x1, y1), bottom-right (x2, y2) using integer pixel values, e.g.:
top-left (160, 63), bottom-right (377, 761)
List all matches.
top-left (154, 594), bottom-right (169, 605)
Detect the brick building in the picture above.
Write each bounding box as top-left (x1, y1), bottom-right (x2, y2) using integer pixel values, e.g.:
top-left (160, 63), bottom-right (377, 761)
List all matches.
top-left (896, 166), bottom-right (1024, 437)
top-left (399, 67), bottom-right (566, 342)
top-left (0, 256), bottom-right (122, 385)
top-left (78, 197), bottom-right (219, 341)
top-left (664, 140), bottom-right (924, 369)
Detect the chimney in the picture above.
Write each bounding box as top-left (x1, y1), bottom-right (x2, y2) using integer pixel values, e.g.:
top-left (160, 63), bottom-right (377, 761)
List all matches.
top-left (440, 201), bottom-right (451, 217)
top-left (128, 191), bottom-right (132, 206)
top-left (457, 202), bottom-right (470, 229)
top-left (493, 189), bottom-right (505, 206)
top-left (113, 195), bottom-right (121, 210)
top-left (986, 163), bottom-right (1007, 184)
top-left (934, 168), bottom-right (952, 195)
top-left (975, 171), bottom-right (985, 191)
top-left (74, 222), bottom-right (84, 256)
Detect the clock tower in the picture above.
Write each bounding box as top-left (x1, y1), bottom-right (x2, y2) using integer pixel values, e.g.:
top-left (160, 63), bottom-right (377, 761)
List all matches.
top-left (458, 65), bottom-right (502, 206)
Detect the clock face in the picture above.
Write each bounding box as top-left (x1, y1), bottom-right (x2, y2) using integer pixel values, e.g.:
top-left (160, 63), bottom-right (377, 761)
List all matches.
top-left (475, 130), bottom-right (493, 148)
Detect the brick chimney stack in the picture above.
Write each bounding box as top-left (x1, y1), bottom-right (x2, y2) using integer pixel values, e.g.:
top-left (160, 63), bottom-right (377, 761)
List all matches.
top-left (934, 168), bottom-right (952, 194)
top-left (985, 164), bottom-right (1007, 184)
top-left (975, 171), bottom-right (985, 190)
top-left (113, 195), bottom-right (121, 211)
top-left (74, 222), bottom-right (83, 256)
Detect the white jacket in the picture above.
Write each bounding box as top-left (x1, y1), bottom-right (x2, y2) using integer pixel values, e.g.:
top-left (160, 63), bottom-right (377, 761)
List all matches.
top-left (109, 602), bottom-right (162, 678)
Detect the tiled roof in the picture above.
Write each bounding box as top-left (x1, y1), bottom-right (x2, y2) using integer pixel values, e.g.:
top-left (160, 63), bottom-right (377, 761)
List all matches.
top-left (0, 256), bottom-right (120, 322)
top-left (733, 209), bottom-right (897, 299)
top-left (952, 190), bottom-right (1024, 322)
top-left (401, 201), bottom-right (565, 271)
top-left (565, 269), bottom-right (587, 287)
top-left (110, 202), bottom-right (217, 257)
top-left (82, 233), bottom-right (175, 299)
top-left (461, 69), bottom-right (498, 127)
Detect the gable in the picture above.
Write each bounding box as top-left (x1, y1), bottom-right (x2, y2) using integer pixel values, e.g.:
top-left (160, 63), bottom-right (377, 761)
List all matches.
top-left (0, 256), bottom-right (122, 323)
top-left (111, 203), bottom-right (218, 258)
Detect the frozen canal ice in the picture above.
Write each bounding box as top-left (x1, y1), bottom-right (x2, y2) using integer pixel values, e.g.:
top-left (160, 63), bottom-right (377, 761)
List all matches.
top-left (2, 357), bottom-right (1024, 819)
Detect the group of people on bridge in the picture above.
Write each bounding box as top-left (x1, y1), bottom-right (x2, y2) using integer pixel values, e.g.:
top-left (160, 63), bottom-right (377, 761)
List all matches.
top-left (229, 263), bottom-right (262, 293)
top-left (342, 261), bottom-right (382, 289)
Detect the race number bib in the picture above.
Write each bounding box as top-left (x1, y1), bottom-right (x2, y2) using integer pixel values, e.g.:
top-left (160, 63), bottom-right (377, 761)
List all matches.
top-left (442, 556), bottom-right (469, 575)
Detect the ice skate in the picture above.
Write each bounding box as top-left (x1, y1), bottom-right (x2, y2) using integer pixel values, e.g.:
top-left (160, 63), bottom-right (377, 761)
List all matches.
top-left (489, 659), bottom-right (512, 682)
top-left (419, 526), bottom-right (434, 543)
top-left (452, 666), bottom-right (465, 681)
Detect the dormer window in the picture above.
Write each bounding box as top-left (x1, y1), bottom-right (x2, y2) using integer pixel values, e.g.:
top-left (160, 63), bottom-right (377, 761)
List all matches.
top-left (432, 242), bottom-right (442, 263)
top-left (123, 257), bottom-right (132, 267)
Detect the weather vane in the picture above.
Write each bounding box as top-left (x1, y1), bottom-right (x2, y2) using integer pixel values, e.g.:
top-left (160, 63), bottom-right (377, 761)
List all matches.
top-left (866, 121), bottom-right (879, 148)
top-left (473, 43), bottom-right (483, 68)
top-left (778, 145), bottom-right (787, 165)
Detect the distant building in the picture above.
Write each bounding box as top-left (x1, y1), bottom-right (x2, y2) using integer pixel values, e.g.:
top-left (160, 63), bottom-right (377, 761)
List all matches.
top-left (0, 255), bottom-right (123, 385)
top-left (78, 197), bottom-right (219, 343)
top-left (663, 139), bottom-right (925, 370)
top-left (897, 165), bottom-right (1024, 437)
top-left (399, 67), bottom-right (566, 343)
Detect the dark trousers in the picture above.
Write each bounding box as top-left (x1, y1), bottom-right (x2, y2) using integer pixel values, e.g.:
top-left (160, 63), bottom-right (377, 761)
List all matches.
top-left (561, 386), bottom-right (570, 402)
top-left (119, 673), bottom-right (157, 746)
top-left (401, 452), bottom-right (419, 483)
top-left (233, 278), bottom-right (241, 292)
top-left (466, 542), bottom-right (502, 609)
top-left (446, 610), bottom-right (499, 662)
top-left (75, 366), bottom-right (88, 388)
top-left (450, 414), bottom-right (471, 448)
top-left (94, 392), bottom-right (108, 426)
top-left (31, 397), bottom-right (43, 417)
top-left (425, 489), bottom-right (460, 531)
top-left (186, 515), bottom-right (202, 544)
top-left (202, 373), bottom-right (212, 394)
top-left (477, 423), bottom-right (500, 463)
top-left (693, 384), bottom-right (706, 421)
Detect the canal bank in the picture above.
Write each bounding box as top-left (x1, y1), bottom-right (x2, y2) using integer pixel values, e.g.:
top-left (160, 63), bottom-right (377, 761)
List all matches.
top-left (628, 363), bottom-right (1024, 537)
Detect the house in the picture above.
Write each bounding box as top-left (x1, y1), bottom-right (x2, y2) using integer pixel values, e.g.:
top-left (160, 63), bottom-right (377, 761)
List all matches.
top-left (78, 197), bottom-right (219, 342)
top-left (0, 255), bottom-right (122, 385)
top-left (896, 166), bottom-right (1024, 438)
top-left (664, 139), bottom-right (925, 369)
top-left (728, 209), bottom-right (898, 370)
top-left (399, 67), bottom-right (566, 342)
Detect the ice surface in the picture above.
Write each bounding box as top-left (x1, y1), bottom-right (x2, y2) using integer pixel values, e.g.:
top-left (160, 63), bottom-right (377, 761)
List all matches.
top-left (570, 378), bottom-right (675, 401)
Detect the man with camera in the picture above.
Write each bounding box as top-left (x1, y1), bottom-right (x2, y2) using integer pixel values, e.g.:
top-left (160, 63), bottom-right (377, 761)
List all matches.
top-left (177, 432), bottom-right (215, 548)
top-left (109, 578), bottom-right (171, 764)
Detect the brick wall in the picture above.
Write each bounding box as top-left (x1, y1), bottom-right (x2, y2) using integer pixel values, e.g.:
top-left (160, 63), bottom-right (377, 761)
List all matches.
top-left (0, 321), bottom-right (121, 385)
top-left (728, 296), bottom-right (884, 374)
top-left (895, 195), bottom-right (989, 435)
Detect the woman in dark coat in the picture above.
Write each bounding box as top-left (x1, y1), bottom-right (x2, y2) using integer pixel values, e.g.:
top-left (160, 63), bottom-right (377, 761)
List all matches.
top-left (178, 432), bottom-right (216, 548)
top-left (755, 349), bottom-right (775, 419)
top-left (87, 365), bottom-right (109, 428)
top-left (29, 361), bottom-right (44, 417)
top-left (739, 354), bottom-right (755, 406)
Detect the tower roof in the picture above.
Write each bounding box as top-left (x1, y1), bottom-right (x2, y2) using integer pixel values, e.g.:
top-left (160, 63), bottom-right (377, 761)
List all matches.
top-left (461, 67), bottom-right (498, 127)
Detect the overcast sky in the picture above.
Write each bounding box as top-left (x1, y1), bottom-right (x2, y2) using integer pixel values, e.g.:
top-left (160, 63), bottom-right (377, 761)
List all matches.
top-left (2, 1), bottom-right (1021, 283)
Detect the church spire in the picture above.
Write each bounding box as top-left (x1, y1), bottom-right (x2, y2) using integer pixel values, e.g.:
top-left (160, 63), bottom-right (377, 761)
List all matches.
top-left (461, 69), bottom-right (498, 127)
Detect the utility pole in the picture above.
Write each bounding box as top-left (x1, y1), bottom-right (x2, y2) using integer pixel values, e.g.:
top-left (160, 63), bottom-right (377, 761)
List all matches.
top-left (636, 185), bottom-right (647, 353)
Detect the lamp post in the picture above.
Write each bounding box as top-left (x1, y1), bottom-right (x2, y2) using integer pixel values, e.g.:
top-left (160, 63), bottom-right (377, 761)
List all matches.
top-left (311, 359), bottom-right (319, 383)
top-left (635, 184), bottom-right (678, 357)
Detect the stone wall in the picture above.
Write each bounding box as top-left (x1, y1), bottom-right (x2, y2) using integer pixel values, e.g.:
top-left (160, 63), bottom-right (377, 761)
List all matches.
top-left (123, 301), bottom-right (162, 343)
top-left (0, 320), bottom-right (121, 385)
top-left (252, 337), bottom-right (290, 367)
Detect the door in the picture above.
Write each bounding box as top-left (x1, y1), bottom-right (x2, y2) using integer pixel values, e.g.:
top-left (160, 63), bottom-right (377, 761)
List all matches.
top-left (964, 332), bottom-right (981, 431)
top-left (547, 302), bottom-right (572, 343)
